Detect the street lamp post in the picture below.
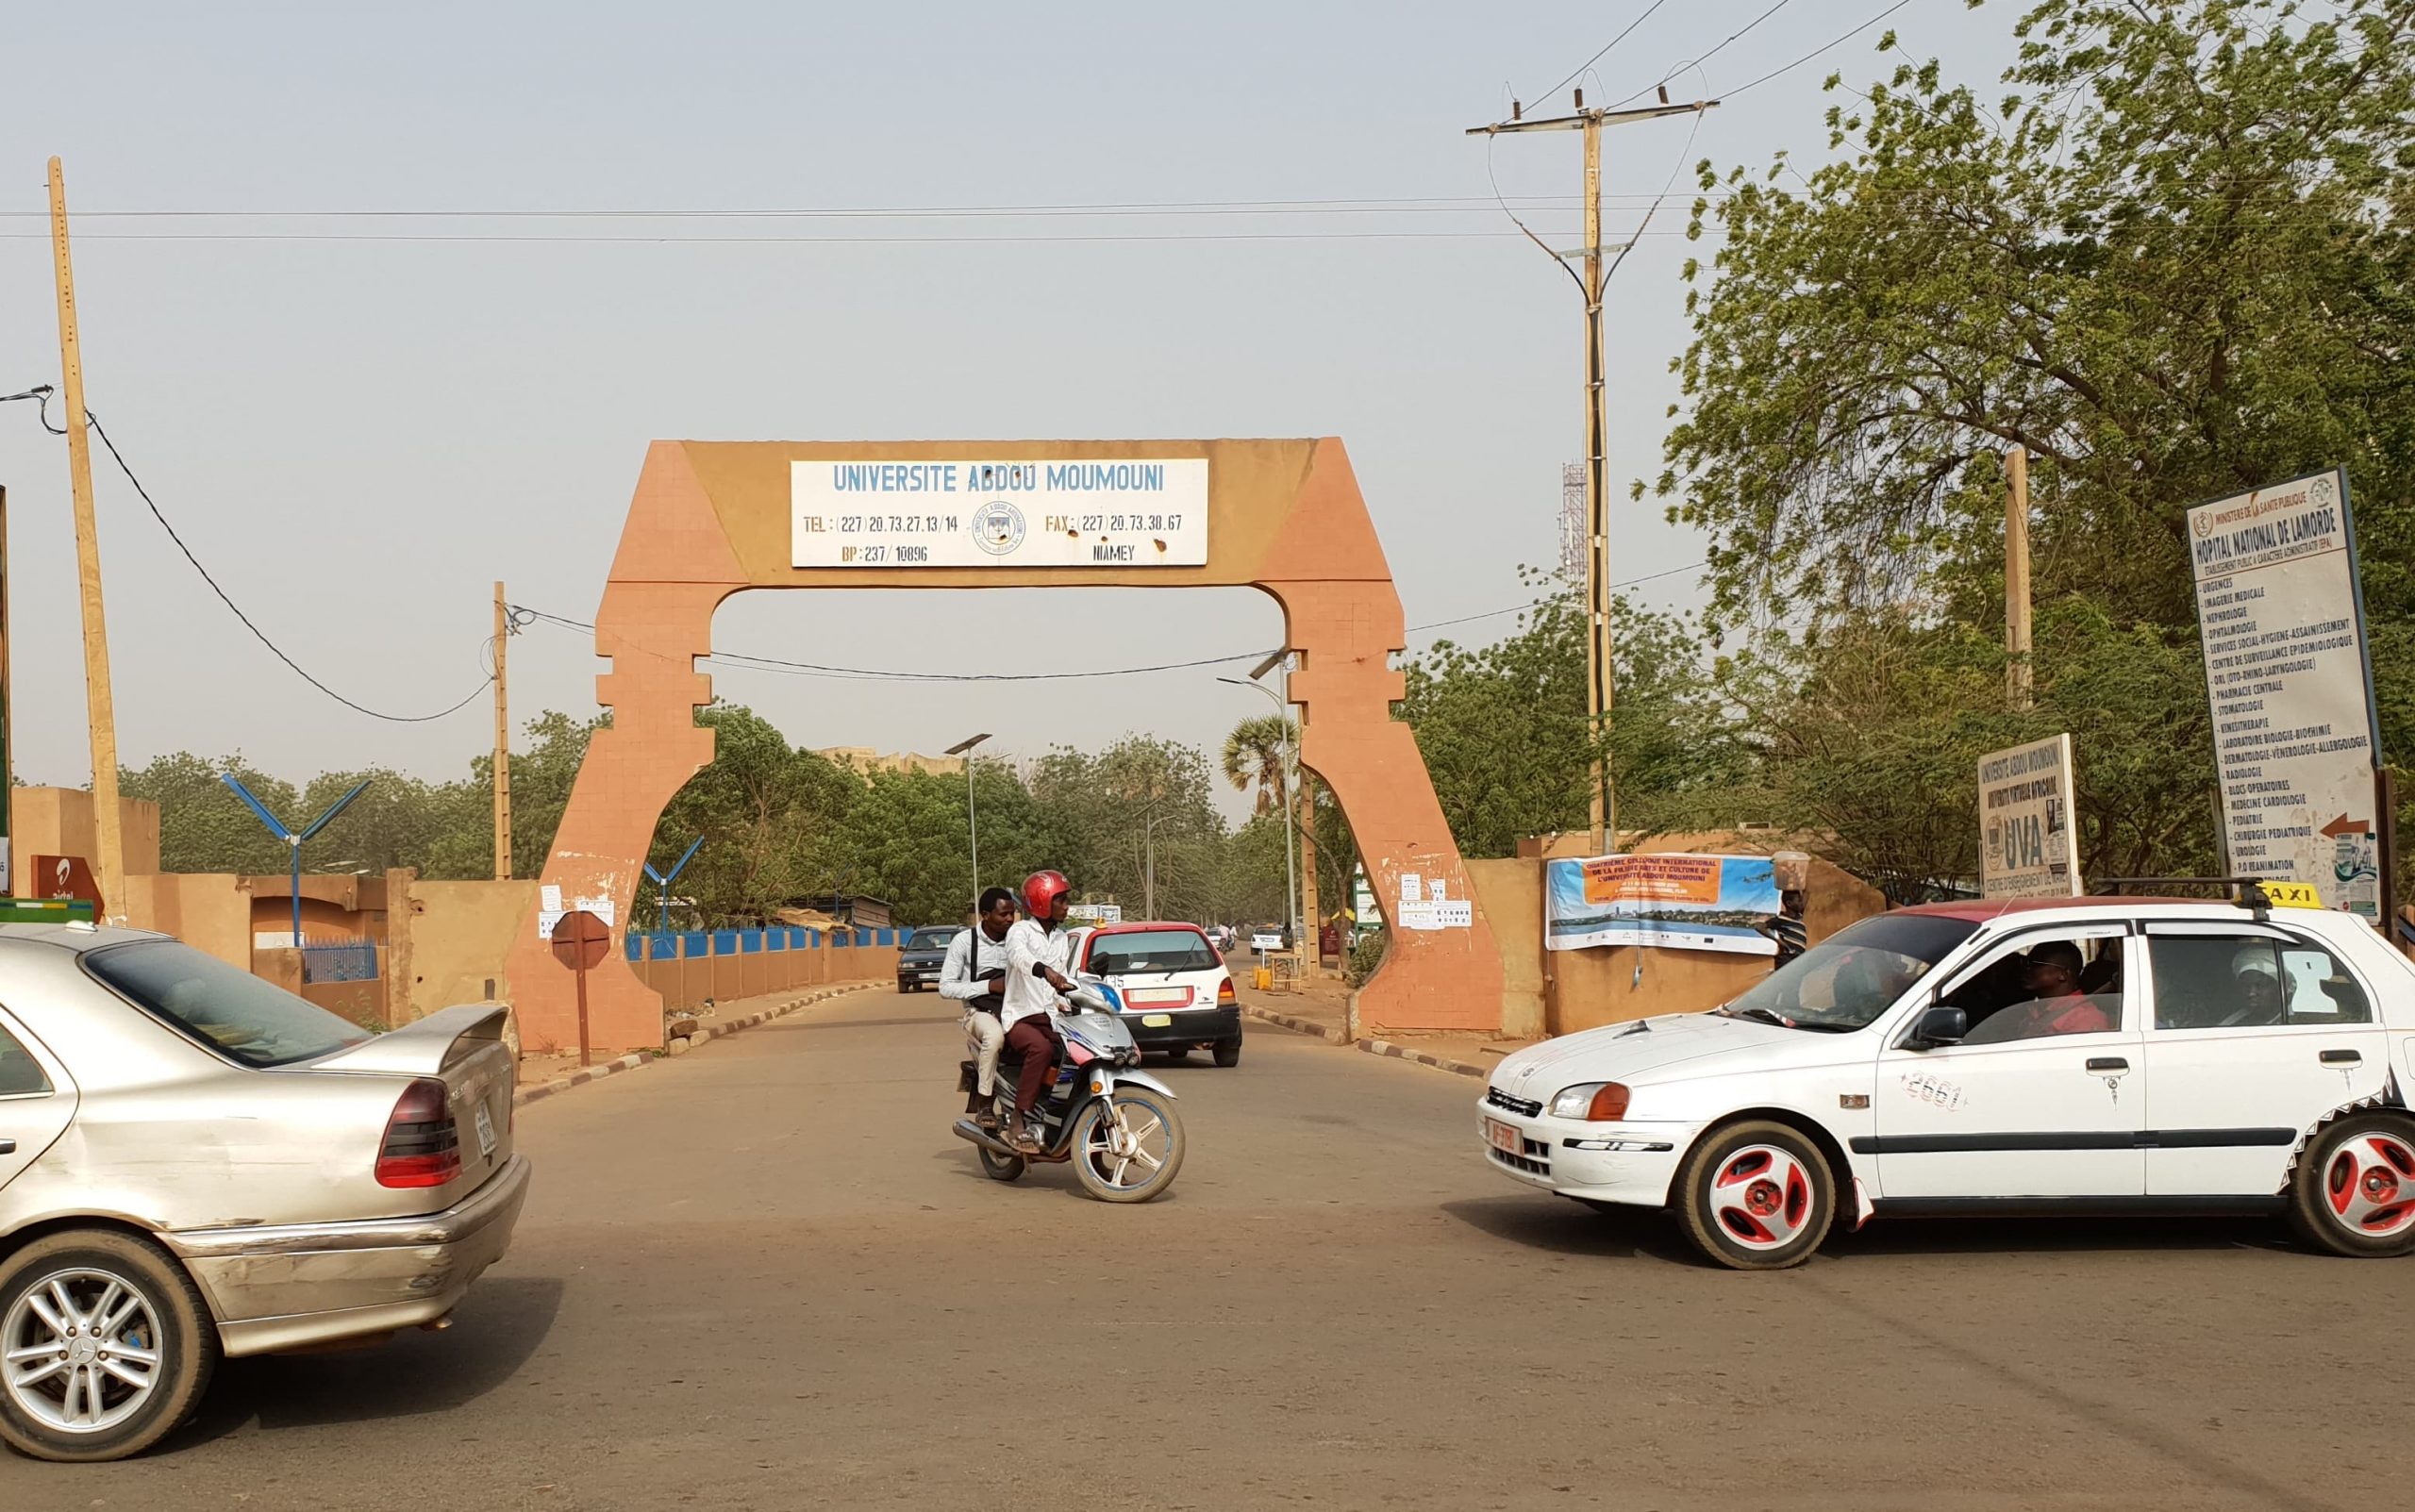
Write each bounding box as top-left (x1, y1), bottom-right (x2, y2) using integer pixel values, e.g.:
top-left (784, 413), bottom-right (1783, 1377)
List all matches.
top-left (1220, 650), bottom-right (1298, 949)
top-left (945, 733), bottom-right (991, 915)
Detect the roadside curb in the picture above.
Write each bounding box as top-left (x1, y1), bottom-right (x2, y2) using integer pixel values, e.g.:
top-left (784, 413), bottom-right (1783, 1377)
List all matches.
top-left (1356, 1038), bottom-right (1488, 1079)
top-left (511, 980), bottom-right (886, 1108)
top-left (1239, 1002), bottom-right (1346, 1043)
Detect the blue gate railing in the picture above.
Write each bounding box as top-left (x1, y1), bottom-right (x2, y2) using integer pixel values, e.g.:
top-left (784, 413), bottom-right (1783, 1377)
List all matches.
top-left (300, 939), bottom-right (379, 984)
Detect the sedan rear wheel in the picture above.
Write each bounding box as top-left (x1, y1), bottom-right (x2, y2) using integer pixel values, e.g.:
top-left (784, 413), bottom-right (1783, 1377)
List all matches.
top-left (0, 1230), bottom-right (217, 1463)
top-left (1673, 1121), bottom-right (1834, 1271)
top-left (2290, 1113), bottom-right (2415, 1257)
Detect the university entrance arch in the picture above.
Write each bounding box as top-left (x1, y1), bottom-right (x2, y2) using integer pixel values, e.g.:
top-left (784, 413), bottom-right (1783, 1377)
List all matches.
top-left (507, 439), bottom-right (1505, 1052)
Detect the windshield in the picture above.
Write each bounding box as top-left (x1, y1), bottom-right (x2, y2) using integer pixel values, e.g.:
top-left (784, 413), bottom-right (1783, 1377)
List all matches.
top-left (1086, 929), bottom-right (1219, 975)
top-left (87, 939), bottom-right (375, 1068)
top-left (906, 928), bottom-right (961, 951)
top-left (1722, 913), bottom-right (1978, 1031)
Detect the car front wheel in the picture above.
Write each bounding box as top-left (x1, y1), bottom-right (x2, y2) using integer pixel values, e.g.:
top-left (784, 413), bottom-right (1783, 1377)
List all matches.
top-left (0, 1229), bottom-right (218, 1463)
top-left (1672, 1120), bottom-right (1835, 1271)
top-left (2290, 1113), bottom-right (2415, 1257)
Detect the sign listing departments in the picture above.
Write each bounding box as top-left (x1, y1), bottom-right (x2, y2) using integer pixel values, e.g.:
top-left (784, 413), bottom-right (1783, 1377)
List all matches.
top-left (791, 457), bottom-right (1208, 569)
top-left (2188, 468), bottom-right (2381, 918)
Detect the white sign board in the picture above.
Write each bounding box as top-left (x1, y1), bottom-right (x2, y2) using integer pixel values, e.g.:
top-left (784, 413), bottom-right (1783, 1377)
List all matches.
top-left (791, 458), bottom-right (1208, 569)
top-left (1066, 903), bottom-right (1123, 924)
top-left (1977, 734), bottom-right (2081, 898)
top-left (2190, 469), bottom-right (2383, 919)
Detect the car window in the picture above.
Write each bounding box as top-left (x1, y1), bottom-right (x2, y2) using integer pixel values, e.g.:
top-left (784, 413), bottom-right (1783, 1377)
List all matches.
top-left (1952, 933), bottom-right (2124, 1044)
top-left (1722, 913), bottom-right (1977, 1030)
top-left (907, 928), bottom-right (960, 950)
top-left (2149, 934), bottom-right (2372, 1029)
top-left (86, 939), bottom-right (374, 1069)
top-left (1086, 929), bottom-right (1218, 975)
top-left (0, 1022), bottom-right (51, 1096)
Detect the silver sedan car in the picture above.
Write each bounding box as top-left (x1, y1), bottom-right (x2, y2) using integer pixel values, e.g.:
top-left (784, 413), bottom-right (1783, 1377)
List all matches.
top-left (0, 922), bottom-right (529, 1461)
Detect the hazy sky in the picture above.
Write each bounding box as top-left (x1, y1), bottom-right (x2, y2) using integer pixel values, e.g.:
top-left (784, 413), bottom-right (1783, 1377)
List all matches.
top-left (0, 1), bottom-right (2011, 822)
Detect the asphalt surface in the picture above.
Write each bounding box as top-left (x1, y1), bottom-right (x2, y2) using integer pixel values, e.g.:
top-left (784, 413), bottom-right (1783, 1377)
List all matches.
top-left (6, 987), bottom-right (2409, 1510)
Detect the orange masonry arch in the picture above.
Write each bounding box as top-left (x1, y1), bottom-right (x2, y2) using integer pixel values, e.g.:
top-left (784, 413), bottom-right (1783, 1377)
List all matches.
top-left (508, 439), bottom-right (1505, 1053)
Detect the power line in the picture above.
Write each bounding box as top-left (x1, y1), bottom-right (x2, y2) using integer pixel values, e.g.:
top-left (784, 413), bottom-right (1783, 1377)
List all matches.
top-left (510, 562), bottom-right (1705, 685)
top-left (1605, 0), bottom-right (1801, 111)
top-left (6, 386), bottom-right (492, 723)
top-left (0, 226), bottom-right (1724, 246)
top-left (0, 194), bottom-right (1598, 221)
top-left (1526, 0), bottom-right (1674, 110)
top-left (1725, 0), bottom-right (1915, 98)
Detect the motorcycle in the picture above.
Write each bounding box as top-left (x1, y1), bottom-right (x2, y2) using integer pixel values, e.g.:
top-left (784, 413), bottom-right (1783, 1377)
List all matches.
top-left (950, 984), bottom-right (1187, 1202)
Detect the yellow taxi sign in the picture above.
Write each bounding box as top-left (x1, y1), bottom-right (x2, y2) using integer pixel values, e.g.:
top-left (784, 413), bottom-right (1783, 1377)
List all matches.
top-left (2255, 881), bottom-right (2323, 909)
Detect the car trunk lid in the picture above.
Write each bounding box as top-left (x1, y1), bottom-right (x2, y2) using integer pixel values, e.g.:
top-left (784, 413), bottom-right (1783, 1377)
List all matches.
top-left (312, 1004), bottom-right (517, 1199)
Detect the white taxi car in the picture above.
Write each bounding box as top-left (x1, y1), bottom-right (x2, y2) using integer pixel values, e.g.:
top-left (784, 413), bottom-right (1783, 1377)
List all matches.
top-left (1479, 892), bottom-right (2415, 1269)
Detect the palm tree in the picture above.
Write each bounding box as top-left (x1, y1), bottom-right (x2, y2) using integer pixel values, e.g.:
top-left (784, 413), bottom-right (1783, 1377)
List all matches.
top-left (1221, 714), bottom-right (1294, 816)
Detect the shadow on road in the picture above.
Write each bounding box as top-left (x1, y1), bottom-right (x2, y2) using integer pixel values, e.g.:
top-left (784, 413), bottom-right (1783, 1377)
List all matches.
top-left (164, 1275), bottom-right (566, 1449)
top-left (1440, 1195), bottom-right (1695, 1264)
top-left (1840, 1212), bottom-right (2296, 1257)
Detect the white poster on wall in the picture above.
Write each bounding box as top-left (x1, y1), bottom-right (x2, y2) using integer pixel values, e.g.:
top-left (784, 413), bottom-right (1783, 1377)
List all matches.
top-left (1977, 734), bottom-right (2082, 899)
top-left (2190, 468), bottom-right (2383, 919)
top-left (791, 458), bottom-right (1209, 569)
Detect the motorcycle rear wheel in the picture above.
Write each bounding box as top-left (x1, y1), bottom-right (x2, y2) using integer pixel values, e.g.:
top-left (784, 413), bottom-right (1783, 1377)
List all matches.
top-left (1072, 1088), bottom-right (1184, 1203)
top-left (976, 1144), bottom-right (1026, 1182)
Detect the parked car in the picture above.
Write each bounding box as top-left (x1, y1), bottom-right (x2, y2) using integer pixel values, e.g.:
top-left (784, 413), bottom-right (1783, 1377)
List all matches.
top-left (897, 926), bottom-right (964, 993)
top-left (1478, 893), bottom-right (2415, 1270)
top-left (1069, 922), bottom-right (1242, 1066)
top-left (0, 922), bottom-right (529, 1461)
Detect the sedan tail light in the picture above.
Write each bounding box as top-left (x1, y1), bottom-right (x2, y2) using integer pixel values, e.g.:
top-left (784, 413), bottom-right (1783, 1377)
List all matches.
top-left (1216, 976), bottom-right (1237, 1005)
top-left (375, 1077), bottom-right (462, 1188)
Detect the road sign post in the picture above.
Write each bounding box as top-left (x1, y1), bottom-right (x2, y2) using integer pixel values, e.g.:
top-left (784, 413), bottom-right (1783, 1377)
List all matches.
top-left (550, 908), bottom-right (610, 1068)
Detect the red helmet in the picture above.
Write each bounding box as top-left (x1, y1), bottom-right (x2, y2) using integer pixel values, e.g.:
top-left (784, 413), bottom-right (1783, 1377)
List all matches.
top-left (1022, 870), bottom-right (1072, 921)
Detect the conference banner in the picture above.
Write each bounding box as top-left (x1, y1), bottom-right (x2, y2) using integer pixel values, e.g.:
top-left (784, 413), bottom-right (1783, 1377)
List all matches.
top-left (2189, 468), bottom-right (2384, 920)
top-left (1544, 853), bottom-right (1780, 955)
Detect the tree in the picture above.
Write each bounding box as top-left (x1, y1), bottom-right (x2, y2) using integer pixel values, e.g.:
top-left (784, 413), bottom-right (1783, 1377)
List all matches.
top-left (122, 753), bottom-right (298, 874)
top-left (1220, 714), bottom-right (1293, 816)
top-left (1655, 0), bottom-right (2415, 638)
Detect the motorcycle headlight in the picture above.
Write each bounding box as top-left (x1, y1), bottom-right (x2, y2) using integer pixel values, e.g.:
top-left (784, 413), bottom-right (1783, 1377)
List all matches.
top-left (1547, 1082), bottom-right (1632, 1121)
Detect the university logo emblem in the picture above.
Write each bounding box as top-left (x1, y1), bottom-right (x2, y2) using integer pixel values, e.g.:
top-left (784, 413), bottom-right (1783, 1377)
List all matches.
top-left (973, 500), bottom-right (1025, 556)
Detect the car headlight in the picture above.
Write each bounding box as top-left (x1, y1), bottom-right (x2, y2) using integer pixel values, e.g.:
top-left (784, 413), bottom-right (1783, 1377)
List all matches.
top-left (1547, 1082), bottom-right (1632, 1121)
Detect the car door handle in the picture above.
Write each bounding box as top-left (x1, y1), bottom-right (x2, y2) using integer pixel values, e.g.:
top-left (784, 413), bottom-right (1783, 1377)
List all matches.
top-left (0, 1139), bottom-right (14, 1155)
top-left (2085, 1057), bottom-right (2128, 1072)
top-left (2320, 1049), bottom-right (2362, 1066)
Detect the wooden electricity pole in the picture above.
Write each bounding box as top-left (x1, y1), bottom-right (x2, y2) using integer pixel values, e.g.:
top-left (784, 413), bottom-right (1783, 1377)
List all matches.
top-left (493, 581), bottom-right (512, 879)
top-left (0, 487), bottom-right (12, 897)
top-left (2006, 446), bottom-right (2034, 711)
top-left (1297, 772), bottom-right (1320, 977)
top-left (47, 158), bottom-right (127, 921)
top-left (1467, 92), bottom-right (1718, 854)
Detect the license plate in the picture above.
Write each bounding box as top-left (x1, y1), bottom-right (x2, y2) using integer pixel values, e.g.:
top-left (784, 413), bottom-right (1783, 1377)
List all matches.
top-left (1484, 1118), bottom-right (1522, 1155)
top-left (474, 1101), bottom-right (498, 1158)
top-left (1141, 1014), bottom-right (1173, 1028)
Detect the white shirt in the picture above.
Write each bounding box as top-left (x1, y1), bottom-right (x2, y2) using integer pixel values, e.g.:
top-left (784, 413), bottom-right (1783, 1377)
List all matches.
top-left (939, 926), bottom-right (1009, 1003)
top-left (1001, 918), bottom-right (1075, 1027)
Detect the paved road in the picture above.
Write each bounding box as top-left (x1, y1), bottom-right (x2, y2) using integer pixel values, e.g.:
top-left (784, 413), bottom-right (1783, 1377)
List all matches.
top-left (8, 988), bottom-right (2407, 1510)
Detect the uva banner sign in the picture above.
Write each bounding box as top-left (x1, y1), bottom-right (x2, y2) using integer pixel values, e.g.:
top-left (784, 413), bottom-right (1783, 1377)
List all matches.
top-left (791, 457), bottom-right (1209, 569)
top-left (2189, 468), bottom-right (2384, 921)
top-left (1977, 734), bottom-right (2082, 899)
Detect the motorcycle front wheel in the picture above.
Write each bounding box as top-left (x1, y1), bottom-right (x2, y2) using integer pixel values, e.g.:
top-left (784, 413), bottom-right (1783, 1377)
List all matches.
top-left (1072, 1087), bottom-right (1185, 1203)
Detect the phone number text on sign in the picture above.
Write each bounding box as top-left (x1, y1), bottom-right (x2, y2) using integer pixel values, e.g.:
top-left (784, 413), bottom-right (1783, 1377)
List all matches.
top-left (791, 458), bottom-right (1209, 568)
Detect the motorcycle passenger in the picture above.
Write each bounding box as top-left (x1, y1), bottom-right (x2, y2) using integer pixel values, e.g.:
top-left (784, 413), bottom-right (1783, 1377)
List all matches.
top-left (940, 887), bottom-right (1018, 1131)
top-left (1003, 870), bottom-right (1080, 1154)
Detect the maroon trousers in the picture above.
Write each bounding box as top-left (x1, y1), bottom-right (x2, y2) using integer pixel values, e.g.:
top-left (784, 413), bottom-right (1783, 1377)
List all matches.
top-left (1005, 1014), bottom-right (1059, 1117)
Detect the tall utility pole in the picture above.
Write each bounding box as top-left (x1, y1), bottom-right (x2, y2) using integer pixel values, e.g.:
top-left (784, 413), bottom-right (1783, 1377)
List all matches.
top-left (2005, 446), bottom-right (2034, 711)
top-left (47, 158), bottom-right (127, 921)
top-left (946, 732), bottom-right (991, 914)
top-left (1469, 92), bottom-right (1718, 854)
top-left (493, 581), bottom-right (513, 879)
top-left (1297, 773), bottom-right (1320, 977)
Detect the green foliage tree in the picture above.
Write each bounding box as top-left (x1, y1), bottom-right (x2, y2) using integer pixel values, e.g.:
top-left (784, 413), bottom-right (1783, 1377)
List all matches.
top-left (121, 753), bottom-right (298, 874)
top-left (1220, 714), bottom-right (1292, 816)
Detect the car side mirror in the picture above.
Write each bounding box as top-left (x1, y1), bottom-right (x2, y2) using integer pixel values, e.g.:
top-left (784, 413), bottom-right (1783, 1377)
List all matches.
top-left (1908, 1005), bottom-right (1967, 1049)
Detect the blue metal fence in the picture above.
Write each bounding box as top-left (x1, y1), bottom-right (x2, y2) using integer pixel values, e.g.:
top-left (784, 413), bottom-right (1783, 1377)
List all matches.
top-left (300, 939), bottom-right (379, 984)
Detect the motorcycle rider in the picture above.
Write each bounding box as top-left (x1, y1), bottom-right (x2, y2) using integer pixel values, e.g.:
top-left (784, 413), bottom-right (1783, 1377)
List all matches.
top-left (940, 887), bottom-right (1018, 1131)
top-left (1002, 870), bottom-right (1081, 1154)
